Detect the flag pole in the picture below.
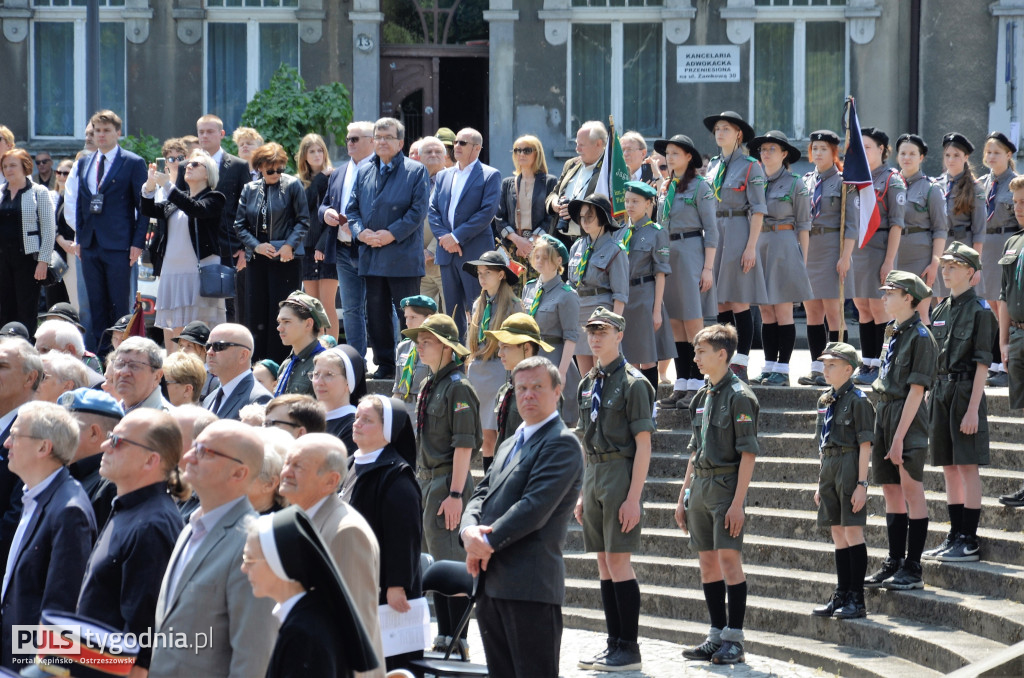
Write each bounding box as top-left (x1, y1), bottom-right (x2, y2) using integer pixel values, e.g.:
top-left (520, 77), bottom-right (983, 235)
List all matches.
top-left (838, 97), bottom-right (851, 344)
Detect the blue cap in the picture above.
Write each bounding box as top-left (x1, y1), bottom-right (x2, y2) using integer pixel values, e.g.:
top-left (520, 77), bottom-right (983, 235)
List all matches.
top-left (58, 387), bottom-right (124, 420)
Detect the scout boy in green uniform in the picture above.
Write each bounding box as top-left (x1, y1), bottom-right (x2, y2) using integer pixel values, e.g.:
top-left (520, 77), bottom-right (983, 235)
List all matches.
top-left (575, 307), bottom-right (655, 672)
top-left (997, 175), bottom-right (1024, 507)
top-left (675, 323), bottom-right (758, 665)
top-left (811, 342), bottom-right (874, 620)
top-left (863, 271), bottom-right (937, 591)
top-left (924, 242), bottom-right (996, 562)
top-left (393, 294), bottom-right (438, 421)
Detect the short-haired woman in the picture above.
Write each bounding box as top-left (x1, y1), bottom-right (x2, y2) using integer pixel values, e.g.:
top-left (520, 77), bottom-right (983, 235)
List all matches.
top-left (494, 134), bottom-right (557, 260)
top-left (296, 133), bottom-right (339, 340)
top-left (163, 351), bottom-right (207, 406)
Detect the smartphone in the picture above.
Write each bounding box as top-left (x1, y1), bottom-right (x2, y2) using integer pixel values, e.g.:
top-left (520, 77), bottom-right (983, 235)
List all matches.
top-left (156, 157), bottom-right (165, 173)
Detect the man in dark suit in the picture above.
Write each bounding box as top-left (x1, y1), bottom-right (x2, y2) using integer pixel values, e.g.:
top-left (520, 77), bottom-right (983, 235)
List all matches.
top-left (544, 121), bottom-right (607, 246)
top-left (428, 127), bottom-right (501, 340)
top-left (202, 323), bottom-right (273, 420)
top-left (0, 401), bottom-right (96, 669)
top-left (74, 110), bottom-right (148, 351)
top-left (461, 356), bottom-right (584, 678)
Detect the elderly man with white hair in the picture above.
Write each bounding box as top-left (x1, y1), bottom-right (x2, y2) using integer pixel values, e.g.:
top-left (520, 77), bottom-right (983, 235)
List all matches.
top-left (36, 351), bottom-right (91, 402)
top-left (545, 120), bottom-right (608, 239)
top-left (34, 318), bottom-right (103, 379)
top-left (110, 336), bottom-right (172, 412)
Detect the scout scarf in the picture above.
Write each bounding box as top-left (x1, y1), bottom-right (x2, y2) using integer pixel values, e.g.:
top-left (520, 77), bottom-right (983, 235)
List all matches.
top-left (818, 391), bottom-right (836, 453)
top-left (397, 346), bottom-right (418, 398)
top-left (662, 177), bottom-right (679, 222)
top-left (622, 218), bottom-right (653, 254)
top-left (478, 295), bottom-right (493, 344)
top-left (273, 342), bottom-right (326, 397)
top-left (711, 160), bottom-right (728, 203)
top-left (528, 283), bottom-right (543, 316)
top-left (574, 238), bottom-right (594, 285)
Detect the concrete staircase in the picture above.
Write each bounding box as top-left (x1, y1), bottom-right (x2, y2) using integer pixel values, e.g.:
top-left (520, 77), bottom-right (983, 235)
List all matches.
top-left (560, 384), bottom-right (1024, 677)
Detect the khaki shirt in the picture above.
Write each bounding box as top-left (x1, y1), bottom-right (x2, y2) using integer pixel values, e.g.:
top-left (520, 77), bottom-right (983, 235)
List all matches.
top-left (814, 379), bottom-right (875, 453)
top-left (687, 371), bottom-right (760, 468)
top-left (577, 355), bottom-right (656, 458)
top-left (931, 287), bottom-right (997, 375)
top-left (416, 360), bottom-right (482, 470)
top-left (276, 340), bottom-right (320, 396)
top-left (998, 230), bottom-right (1024, 320)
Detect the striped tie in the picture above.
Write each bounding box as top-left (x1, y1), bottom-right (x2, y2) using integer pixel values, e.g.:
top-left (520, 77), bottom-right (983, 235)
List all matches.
top-left (810, 177), bottom-right (823, 218)
top-left (818, 397), bottom-right (834, 454)
top-left (987, 179), bottom-right (998, 221)
top-left (879, 327), bottom-right (896, 379)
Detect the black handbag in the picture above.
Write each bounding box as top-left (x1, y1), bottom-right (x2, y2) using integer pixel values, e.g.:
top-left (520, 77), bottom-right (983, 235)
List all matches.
top-left (191, 208), bottom-right (236, 298)
top-left (43, 249), bottom-right (68, 287)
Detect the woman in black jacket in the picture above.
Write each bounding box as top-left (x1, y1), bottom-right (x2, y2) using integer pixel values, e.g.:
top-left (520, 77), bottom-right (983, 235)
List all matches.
top-left (493, 134), bottom-right (558, 262)
top-left (140, 149), bottom-right (226, 348)
top-left (234, 142), bottom-right (310, 361)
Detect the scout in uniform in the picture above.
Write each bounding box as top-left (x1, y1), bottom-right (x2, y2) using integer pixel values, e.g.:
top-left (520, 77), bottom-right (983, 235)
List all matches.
top-left (675, 323), bottom-right (759, 665)
top-left (934, 133), bottom-right (985, 299)
top-left (980, 132), bottom-right (1020, 387)
top-left (863, 271), bottom-right (937, 590)
top-left (653, 134), bottom-right (717, 409)
top-left (400, 314), bottom-right (483, 653)
top-left (894, 134), bottom-right (948, 322)
top-left (747, 130), bottom-right (813, 386)
top-left (393, 294), bottom-right (438, 422)
top-left (996, 174), bottom-right (1024, 507)
top-left (617, 180), bottom-right (676, 386)
top-left (703, 111), bottom-right (769, 382)
top-left (484, 313), bottom-right (553, 459)
top-left (851, 128), bottom-right (906, 385)
top-left (274, 291), bottom-right (330, 397)
top-left (810, 343), bottom-right (874, 620)
top-left (575, 307), bottom-right (655, 672)
top-left (799, 130), bottom-right (858, 387)
top-left (522, 234), bottom-right (582, 425)
top-left (924, 242), bottom-right (995, 562)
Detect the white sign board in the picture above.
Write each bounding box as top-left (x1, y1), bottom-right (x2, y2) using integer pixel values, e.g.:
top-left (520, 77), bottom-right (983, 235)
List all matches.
top-left (677, 46), bottom-right (741, 83)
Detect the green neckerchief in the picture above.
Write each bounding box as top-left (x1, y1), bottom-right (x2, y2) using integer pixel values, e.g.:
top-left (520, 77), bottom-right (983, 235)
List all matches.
top-left (623, 218), bottom-right (653, 254)
top-left (662, 177), bottom-right (679, 221)
top-left (528, 283), bottom-right (543, 316)
top-left (575, 239), bottom-right (594, 286)
top-left (712, 159), bottom-right (728, 203)
top-left (478, 296), bottom-right (493, 344)
top-left (397, 346), bottom-right (417, 396)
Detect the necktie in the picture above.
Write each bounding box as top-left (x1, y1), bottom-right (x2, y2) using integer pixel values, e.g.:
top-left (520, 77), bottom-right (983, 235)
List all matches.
top-left (712, 160), bottom-right (727, 203)
top-left (496, 385), bottom-right (515, 442)
top-left (502, 429), bottom-right (525, 470)
top-left (96, 153), bottom-right (106, 190)
top-left (590, 369), bottom-right (605, 422)
top-left (528, 283), bottom-right (543, 316)
top-left (810, 177), bottom-right (823, 218)
top-left (987, 179), bottom-right (998, 221)
top-left (210, 388), bottom-right (224, 414)
top-left (397, 347), bottom-right (418, 398)
top-left (699, 388), bottom-right (713, 453)
top-left (662, 178), bottom-right (678, 222)
top-left (380, 162), bottom-right (392, 178)
top-left (879, 325), bottom-right (897, 379)
top-left (478, 298), bottom-right (492, 344)
top-left (575, 240), bottom-right (594, 286)
top-left (416, 376), bottom-right (434, 437)
top-left (818, 395), bottom-right (835, 453)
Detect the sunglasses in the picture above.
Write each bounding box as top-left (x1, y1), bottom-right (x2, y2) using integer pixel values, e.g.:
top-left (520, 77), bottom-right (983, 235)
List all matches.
top-left (166, 155), bottom-right (186, 163)
top-left (36, 158), bottom-right (52, 164)
top-left (55, 170), bottom-right (70, 176)
top-left (204, 341), bottom-right (250, 352)
top-left (512, 147), bottom-right (535, 155)
top-left (106, 432), bottom-right (156, 452)
top-left (346, 136), bottom-right (369, 144)
top-left (185, 161), bottom-right (204, 169)
top-left (263, 167), bottom-right (287, 176)
top-left (454, 140), bottom-right (474, 147)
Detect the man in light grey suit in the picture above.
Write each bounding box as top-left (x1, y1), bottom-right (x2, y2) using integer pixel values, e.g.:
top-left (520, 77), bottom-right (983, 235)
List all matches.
top-left (149, 420), bottom-right (277, 678)
top-left (202, 324), bottom-right (272, 420)
top-left (461, 356), bottom-right (584, 678)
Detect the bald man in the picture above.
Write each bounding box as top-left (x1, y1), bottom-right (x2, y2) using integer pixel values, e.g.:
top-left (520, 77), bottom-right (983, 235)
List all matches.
top-left (202, 323), bottom-right (272, 420)
top-left (149, 420), bottom-right (277, 678)
top-left (279, 434), bottom-right (385, 678)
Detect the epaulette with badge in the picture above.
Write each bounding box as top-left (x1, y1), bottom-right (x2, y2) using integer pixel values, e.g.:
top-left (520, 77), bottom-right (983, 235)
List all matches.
top-left (855, 388), bottom-right (867, 398)
top-left (917, 324), bottom-right (929, 337)
top-left (625, 364), bottom-right (644, 379)
top-left (450, 372), bottom-right (462, 382)
top-left (562, 283), bottom-right (573, 292)
top-left (650, 222), bottom-right (663, 230)
top-left (979, 299), bottom-right (991, 310)
top-left (745, 156), bottom-right (758, 163)
top-left (616, 241), bottom-right (627, 251)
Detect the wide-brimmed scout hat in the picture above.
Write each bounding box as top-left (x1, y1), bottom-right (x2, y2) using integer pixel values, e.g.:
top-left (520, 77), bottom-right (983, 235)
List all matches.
top-left (703, 111), bottom-right (755, 144)
top-left (484, 313), bottom-right (554, 352)
top-left (749, 130), bottom-right (802, 166)
top-left (401, 314), bottom-right (470, 357)
top-left (462, 250), bottom-right (519, 286)
top-left (568, 193), bottom-right (621, 231)
top-left (653, 134), bottom-right (703, 167)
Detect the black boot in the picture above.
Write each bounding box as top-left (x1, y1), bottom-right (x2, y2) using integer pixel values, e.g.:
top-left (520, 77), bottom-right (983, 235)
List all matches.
top-left (811, 589), bottom-right (846, 617)
top-left (835, 591), bottom-right (867, 619)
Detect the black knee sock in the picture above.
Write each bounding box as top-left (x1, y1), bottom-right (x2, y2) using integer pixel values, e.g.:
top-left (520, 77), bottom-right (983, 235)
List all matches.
top-left (947, 503), bottom-right (964, 536)
top-left (834, 546), bottom-right (851, 591)
top-left (734, 309), bottom-right (754, 357)
top-left (702, 580), bottom-right (728, 630)
top-left (807, 324), bottom-right (827, 365)
top-left (907, 517), bottom-right (930, 564)
top-left (777, 323), bottom-right (797, 365)
top-left (717, 311), bottom-right (735, 327)
top-left (848, 543), bottom-right (868, 593)
top-left (674, 342), bottom-right (694, 386)
top-left (726, 581), bottom-right (748, 631)
top-left (600, 578), bottom-right (621, 640)
top-left (962, 507), bottom-right (981, 538)
top-left (874, 322), bottom-right (888, 358)
top-left (886, 512), bottom-right (909, 560)
top-left (761, 322), bottom-right (779, 363)
top-left (448, 597), bottom-right (470, 639)
top-left (859, 321), bottom-right (876, 362)
top-left (827, 330), bottom-right (840, 344)
top-left (641, 366), bottom-right (659, 389)
top-left (993, 333), bottom-right (1002, 368)
top-left (434, 592), bottom-right (452, 636)
top-left (613, 579), bottom-right (642, 643)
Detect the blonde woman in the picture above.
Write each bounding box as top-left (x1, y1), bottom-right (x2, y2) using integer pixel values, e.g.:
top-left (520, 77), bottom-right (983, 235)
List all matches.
top-left (233, 127), bottom-right (264, 180)
top-left (296, 133), bottom-right (338, 339)
top-left (494, 134), bottom-right (557, 259)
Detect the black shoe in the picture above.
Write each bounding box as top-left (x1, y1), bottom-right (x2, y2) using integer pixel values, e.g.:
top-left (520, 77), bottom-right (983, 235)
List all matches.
top-left (864, 556), bottom-right (903, 588)
top-left (658, 389), bottom-right (688, 408)
top-left (999, 485), bottom-right (1024, 508)
top-left (986, 371), bottom-right (1009, 387)
top-left (936, 535), bottom-right (981, 562)
top-left (711, 640), bottom-right (745, 664)
top-left (854, 366), bottom-right (878, 385)
top-left (593, 639), bottom-right (642, 672)
top-left (368, 369), bottom-right (395, 380)
top-left (682, 638), bottom-right (721, 661)
top-left (811, 589), bottom-right (847, 617)
top-left (578, 638), bottom-right (617, 670)
top-left (922, 533), bottom-right (957, 561)
top-left (797, 371), bottom-right (824, 386)
top-left (886, 560), bottom-right (924, 590)
top-left (835, 590), bottom-right (867, 619)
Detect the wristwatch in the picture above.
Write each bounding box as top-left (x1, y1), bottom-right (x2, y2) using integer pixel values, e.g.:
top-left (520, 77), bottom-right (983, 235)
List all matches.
top-left (857, 480), bottom-right (869, 488)
top-left (449, 490), bottom-right (463, 499)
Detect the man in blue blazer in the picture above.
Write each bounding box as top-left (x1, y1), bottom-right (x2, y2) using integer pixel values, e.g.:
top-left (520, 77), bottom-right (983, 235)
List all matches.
top-left (0, 401), bottom-right (96, 669)
top-left (428, 128), bottom-right (502, 340)
top-left (74, 110), bottom-right (148, 351)
top-left (460, 356), bottom-right (584, 678)
top-left (202, 323), bottom-right (272, 420)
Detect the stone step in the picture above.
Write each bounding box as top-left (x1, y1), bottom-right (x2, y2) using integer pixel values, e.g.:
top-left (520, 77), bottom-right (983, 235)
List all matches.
top-left (562, 606), bottom-right (943, 678)
top-left (563, 578), bottom-right (1006, 674)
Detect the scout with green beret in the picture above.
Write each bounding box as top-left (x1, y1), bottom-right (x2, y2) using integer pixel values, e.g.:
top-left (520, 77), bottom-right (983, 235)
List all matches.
top-left (575, 307), bottom-right (655, 671)
top-left (810, 342), bottom-right (875, 620)
top-left (997, 175), bottom-right (1024, 508)
top-left (923, 242), bottom-right (996, 563)
top-left (863, 270), bottom-right (937, 592)
top-left (484, 313), bottom-right (553, 454)
top-left (393, 295), bottom-right (439, 420)
top-left (617, 180), bottom-right (675, 387)
top-left (400, 313), bottom-right (482, 650)
top-left (676, 323), bottom-right (758, 665)
top-left (274, 291), bottom-right (330, 396)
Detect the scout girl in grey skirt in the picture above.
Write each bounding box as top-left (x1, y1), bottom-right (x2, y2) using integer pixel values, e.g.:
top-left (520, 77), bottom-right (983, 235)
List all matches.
top-left (934, 133), bottom-right (986, 300)
top-left (703, 111), bottom-right (769, 382)
top-left (464, 250), bottom-right (521, 463)
top-left (617, 180), bottom-right (676, 386)
top-left (894, 133), bottom-right (947, 323)
top-left (568, 193), bottom-right (629, 376)
top-left (748, 130), bottom-right (813, 386)
top-left (977, 131), bottom-right (1019, 386)
top-left (522, 234), bottom-right (582, 426)
top-left (653, 134), bottom-right (718, 409)
top-left (851, 128), bottom-right (905, 385)
top-left (799, 130), bottom-right (857, 387)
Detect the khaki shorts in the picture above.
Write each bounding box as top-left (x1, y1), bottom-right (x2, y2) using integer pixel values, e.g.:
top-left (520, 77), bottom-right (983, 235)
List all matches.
top-left (930, 380), bottom-right (990, 466)
top-left (686, 471), bottom-right (743, 553)
top-left (817, 450), bottom-right (867, 527)
top-left (582, 456), bottom-right (642, 553)
top-left (873, 400), bottom-right (927, 484)
top-left (419, 470), bottom-right (474, 562)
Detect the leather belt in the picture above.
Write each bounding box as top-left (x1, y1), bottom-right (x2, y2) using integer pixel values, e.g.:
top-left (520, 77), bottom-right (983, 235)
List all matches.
top-left (692, 466), bottom-right (738, 478)
top-left (716, 209), bottom-right (748, 218)
top-left (630, 275), bottom-right (656, 286)
top-left (876, 393), bottom-right (902, 403)
top-left (989, 226), bottom-right (1019, 235)
top-left (670, 231), bottom-right (702, 241)
top-left (762, 223), bottom-right (794, 232)
top-left (809, 226), bottom-right (841, 236)
top-left (588, 451), bottom-right (630, 463)
top-left (821, 445), bottom-right (857, 458)
top-left (541, 334), bottom-right (563, 345)
top-left (416, 465), bottom-right (453, 481)
top-left (578, 286), bottom-right (612, 298)
top-left (936, 372), bottom-right (974, 382)
top-left (948, 227), bottom-right (969, 238)
top-left (902, 226), bottom-right (930, 235)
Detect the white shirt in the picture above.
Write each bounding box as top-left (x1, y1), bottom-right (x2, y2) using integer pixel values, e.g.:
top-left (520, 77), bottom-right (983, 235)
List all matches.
top-left (307, 494), bottom-right (331, 521)
top-left (568, 160), bottom-right (599, 201)
top-left (354, 446), bottom-right (385, 465)
top-left (211, 148), bottom-right (225, 166)
top-left (631, 167), bottom-right (643, 181)
top-left (272, 592), bottom-right (306, 624)
top-left (447, 159), bottom-right (480, 231)
top-left (2, 467), bottom-right (63, 598)
top-left (213, 369), bottom-right (252, 413)
top-left (515, 409), bottom-right (561, 446)
top-left (167, 496), bottom-right (245, 597)
top-left (87, 146), bottom-right (119, 194)
top-left (338, 156), bottom-right (373, 243)
top-left (64, 160), bottom-right (82, 231)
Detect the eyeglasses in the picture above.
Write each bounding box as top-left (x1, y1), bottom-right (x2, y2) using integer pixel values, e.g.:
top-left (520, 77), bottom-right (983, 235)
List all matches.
top-left (310, 370), bottom-right (341, 380)
top-left (106, 432), bottom-right (157, 452)
top-left (112, 359), bottom-right (154, 373)
top-left (165, 155), bottom-right (186, 163)
top-left (193, 442), bottom-right (244, 465)
top-left (346, 136), bottom-right (369, 144)
top-left (263, 167), bottom-right (287, 176)
top-left (7, 431), bottom-right (43, 443)
top-left (36, 158), bottom-right (52, 165)
top-left (204, 341), bottom-right (250, 352)
top-left (455, 140), bottom-right (475, 147)
top-left (264, 419), bottom-right (300, 429)
top-left (241, 556), bottom-right (264, 565)
top-left (55, 170), bottom-right (70, 176)
top-left (512, 147), bottom-right (535, 155)
top-left (185, 161), bottom-right (205, 169)
top-left (373, 135), bottom-right (398, 142)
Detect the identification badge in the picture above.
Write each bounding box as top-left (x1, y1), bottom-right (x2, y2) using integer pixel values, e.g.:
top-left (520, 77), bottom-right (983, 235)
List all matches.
top-left (932, 321), bottom-right (945, 327)
top-left (89, 193), bottom-right (104, 214)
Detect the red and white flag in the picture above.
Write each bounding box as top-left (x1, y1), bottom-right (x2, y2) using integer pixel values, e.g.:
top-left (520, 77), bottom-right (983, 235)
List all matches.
top-left (842, 98), bottom-right (879, 249)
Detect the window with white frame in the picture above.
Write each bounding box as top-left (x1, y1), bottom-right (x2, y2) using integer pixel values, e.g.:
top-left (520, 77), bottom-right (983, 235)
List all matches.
top-left (205, 4), bottom-right (299, 131)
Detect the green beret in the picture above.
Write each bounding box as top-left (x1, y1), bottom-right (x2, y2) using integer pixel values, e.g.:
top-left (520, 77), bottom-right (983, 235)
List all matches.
top-left (624, 180), bottom-right (657, 200)
top-left (400, 295), bottom-right (438, 313)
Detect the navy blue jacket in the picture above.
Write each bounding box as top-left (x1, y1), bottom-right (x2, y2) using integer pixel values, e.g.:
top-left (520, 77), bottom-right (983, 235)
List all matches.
top-left (428, 160), bottom-right (502, 266)
top-left (74, 146), bottom-right (149, 251)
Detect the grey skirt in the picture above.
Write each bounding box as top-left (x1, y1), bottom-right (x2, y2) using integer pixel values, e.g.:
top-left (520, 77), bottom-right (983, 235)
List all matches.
top-left (714, 215), bottom-right (768, 304)
top-left (540, 342), bottom-right (581, 427)
top-left (621, 280), bottom-right (675, 365)
top-left (980, 231), bottom-right (1013, 302)
top-left (897, 231), bottom-right (943, 293)
top-left (664, 235), bottom-right (717, 321)
top-left (758, 230), bottom-right (813, 305)
top-left (805, 229), bottom-right (854, 300)
top-left (467, 357), bottom-right (506, 430)
top-left (851, 230), bottom-right (892, 298)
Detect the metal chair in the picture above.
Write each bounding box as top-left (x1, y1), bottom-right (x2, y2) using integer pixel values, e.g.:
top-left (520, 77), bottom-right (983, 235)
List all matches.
top-left (408, 560), bottom-right (489, 677)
